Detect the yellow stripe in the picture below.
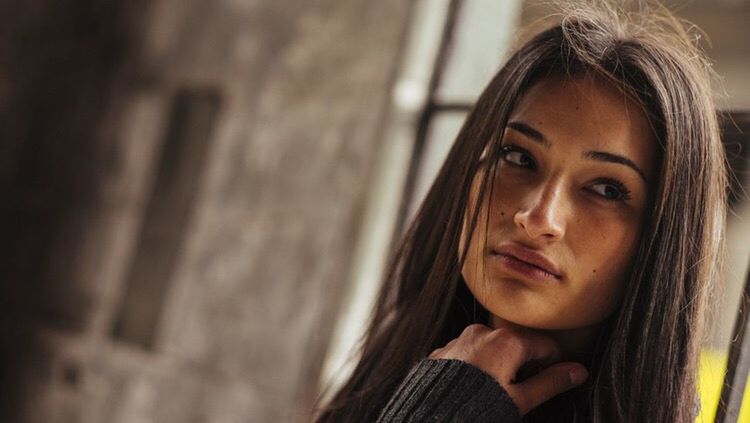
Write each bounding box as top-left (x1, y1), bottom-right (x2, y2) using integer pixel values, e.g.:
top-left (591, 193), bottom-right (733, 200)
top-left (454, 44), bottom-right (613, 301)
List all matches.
top-left (696, 348), bottom-right (750, 423)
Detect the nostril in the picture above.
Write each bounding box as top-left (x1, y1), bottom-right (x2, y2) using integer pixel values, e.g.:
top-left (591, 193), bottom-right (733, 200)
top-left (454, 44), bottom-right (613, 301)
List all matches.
top-left (513, 208), bottom-right (565, 240)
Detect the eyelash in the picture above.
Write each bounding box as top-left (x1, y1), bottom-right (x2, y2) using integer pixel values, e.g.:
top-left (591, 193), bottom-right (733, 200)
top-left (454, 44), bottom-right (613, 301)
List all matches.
top-left (593, 178), bottom-right (632, 201)
top-left (499, 145), bottom-right (633, 202)
top-left (500, 145), bottom-right (536, 169)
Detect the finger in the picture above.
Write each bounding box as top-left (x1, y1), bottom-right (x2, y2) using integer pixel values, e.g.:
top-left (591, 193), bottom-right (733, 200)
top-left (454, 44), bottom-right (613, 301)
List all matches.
top-left (484, 330), bottom-right (562, 382)
top-left (429, 336), bottom-right (461, 359)
top-left (512, 333), bottom-right (564, 382)
top-left (519, 332), bottom-right (562, 364)
top-left (508, 362), bottom-right (588, 416)
top-left (461, 323), bottom-right (491, 337)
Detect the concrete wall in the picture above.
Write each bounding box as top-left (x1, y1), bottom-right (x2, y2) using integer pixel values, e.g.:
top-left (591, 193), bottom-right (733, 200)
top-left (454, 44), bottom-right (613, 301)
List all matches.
top-left (0, 0), bottom-right (415, 421)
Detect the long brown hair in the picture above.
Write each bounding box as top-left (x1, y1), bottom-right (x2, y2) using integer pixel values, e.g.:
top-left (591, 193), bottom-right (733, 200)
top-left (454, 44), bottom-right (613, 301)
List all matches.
top-left (314, 2), bottom-right (727, 422)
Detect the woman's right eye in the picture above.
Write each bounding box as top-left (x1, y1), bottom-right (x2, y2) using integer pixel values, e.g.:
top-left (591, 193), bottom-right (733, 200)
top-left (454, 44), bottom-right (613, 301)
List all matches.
top-left (500, 145), bottom-right (535, 169)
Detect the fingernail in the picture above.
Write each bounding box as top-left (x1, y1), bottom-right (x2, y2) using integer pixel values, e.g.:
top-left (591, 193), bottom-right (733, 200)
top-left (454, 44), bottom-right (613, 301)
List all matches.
top-left (568, 367), bottom-right (589, 385)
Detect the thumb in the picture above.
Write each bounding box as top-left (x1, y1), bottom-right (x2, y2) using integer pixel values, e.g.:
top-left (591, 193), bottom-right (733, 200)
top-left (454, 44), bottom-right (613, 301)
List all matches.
top-left (510, 363), bottom-right (588, 416)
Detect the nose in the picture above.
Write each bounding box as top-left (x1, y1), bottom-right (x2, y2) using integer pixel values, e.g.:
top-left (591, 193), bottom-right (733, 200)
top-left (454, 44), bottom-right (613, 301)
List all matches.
top-left (513, 179), bottom-right (567, 241)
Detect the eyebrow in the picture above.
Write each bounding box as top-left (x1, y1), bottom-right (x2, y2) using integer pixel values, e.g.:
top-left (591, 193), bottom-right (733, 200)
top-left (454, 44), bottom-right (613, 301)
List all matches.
top-left (583, 151), bottom-right (648, 182)
top-left (507, 121), bottom-right (550, 148)
top-left (506, 120), bottom-right (648, 183)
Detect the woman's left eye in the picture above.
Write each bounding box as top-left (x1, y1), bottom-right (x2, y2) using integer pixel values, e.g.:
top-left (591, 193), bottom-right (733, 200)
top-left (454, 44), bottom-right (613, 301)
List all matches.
top-left (589, 180), bottom-right (631, 201)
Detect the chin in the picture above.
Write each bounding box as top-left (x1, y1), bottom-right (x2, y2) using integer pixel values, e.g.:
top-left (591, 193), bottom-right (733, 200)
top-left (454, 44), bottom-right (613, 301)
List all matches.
top-left (487, 305), bottom-right (586, 331)
top-left (494, 315), bottom-right (562, 331)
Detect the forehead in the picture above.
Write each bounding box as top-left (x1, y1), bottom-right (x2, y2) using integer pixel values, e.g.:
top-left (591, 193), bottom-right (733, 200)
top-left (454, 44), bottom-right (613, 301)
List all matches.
top-left (508, 75), bottom-right (658, 179)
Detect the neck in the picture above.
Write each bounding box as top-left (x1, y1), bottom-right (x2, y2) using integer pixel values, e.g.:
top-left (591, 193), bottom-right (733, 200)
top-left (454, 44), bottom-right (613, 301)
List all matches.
top-left (489, 315), bottom-right (603, 365)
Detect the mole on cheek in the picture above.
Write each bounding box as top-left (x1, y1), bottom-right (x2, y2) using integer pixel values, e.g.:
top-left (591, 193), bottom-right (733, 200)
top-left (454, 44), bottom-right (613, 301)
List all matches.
top-left (593, 269), bottom-right (597, 273)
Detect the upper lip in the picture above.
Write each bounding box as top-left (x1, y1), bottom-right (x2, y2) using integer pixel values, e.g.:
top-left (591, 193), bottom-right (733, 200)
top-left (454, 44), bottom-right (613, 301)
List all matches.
top-left (491, 242), bottom-right (562, 278)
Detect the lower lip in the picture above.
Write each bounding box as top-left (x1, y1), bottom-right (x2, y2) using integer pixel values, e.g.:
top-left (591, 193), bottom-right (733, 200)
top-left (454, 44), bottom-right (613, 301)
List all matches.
top-left (490, 253), bottom-right (560, 282)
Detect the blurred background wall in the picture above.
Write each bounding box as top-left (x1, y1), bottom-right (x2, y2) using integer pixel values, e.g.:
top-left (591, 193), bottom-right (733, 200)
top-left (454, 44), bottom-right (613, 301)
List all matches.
top-left (0, 1), bottom-right (747, 422)
top-left (0, 0), bottom-right (416, 421)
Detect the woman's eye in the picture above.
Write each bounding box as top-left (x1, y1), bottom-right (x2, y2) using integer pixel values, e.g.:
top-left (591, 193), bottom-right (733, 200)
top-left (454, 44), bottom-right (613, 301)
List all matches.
top-left (501, 146), bottom-right (535, 168)
top-left (589, 180), bottom-right (631, 201)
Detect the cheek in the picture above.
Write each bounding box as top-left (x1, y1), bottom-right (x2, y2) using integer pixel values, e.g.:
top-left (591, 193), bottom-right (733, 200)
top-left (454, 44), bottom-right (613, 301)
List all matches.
top-left (459, 186), bottom-right (483, 286)
top-left (459, 175), bottom-right (487, 257)
top-left (565, 215), bottom-right (641, 321)
top-left (460, 206), bottom-right (489, 292)
top-left (460, 184), bottom-right (517, 305)
top-left (491, 176), bottom-right (523, 209)
top-left (565, 272), bottom-right (628, 328)
top-left (573, 211), bottom-right (641, 276)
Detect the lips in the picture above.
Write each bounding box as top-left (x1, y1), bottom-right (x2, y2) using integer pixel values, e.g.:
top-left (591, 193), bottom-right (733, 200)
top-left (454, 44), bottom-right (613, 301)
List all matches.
top-left (491, 242), bottom-right (562, 279)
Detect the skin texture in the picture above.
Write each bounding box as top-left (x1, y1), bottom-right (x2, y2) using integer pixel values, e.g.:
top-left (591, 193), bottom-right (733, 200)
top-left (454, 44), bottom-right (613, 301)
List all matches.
top-left (431, 75), bottom-right (658, 416)
top-left (460, 74), bottom-right (657, 356)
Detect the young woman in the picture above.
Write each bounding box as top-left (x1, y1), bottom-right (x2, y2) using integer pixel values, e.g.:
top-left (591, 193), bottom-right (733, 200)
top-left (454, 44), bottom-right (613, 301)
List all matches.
top-left (315, 2), bottom-right (727, 422)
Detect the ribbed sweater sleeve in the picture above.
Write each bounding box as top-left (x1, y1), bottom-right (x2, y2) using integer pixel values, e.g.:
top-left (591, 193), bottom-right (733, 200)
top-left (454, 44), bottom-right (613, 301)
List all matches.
top-left (376, 358), bottom-right (521, 422)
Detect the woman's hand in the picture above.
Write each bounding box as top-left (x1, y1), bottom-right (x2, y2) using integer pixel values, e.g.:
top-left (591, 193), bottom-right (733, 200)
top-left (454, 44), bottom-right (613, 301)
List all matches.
top-left (429, 323), bottom-right (589, 416)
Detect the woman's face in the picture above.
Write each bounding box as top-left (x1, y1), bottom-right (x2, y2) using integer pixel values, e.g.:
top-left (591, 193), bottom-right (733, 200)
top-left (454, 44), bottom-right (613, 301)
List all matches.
top-left (461, 75), bottom-right (657, 331)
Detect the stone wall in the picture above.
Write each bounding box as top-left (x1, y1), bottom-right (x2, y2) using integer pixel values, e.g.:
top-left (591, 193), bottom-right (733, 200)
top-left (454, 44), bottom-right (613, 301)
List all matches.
top-left (0, 0), bottom-right (415, 421)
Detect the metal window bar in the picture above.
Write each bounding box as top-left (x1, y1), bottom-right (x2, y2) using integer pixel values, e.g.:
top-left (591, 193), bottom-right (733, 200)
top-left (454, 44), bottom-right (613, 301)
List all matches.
top-left (717, 263), bottom-right (750, 422)
top-left (715, 112), bottom-right (750, 423)
top-left (392, 0), bottom-right (465, 243)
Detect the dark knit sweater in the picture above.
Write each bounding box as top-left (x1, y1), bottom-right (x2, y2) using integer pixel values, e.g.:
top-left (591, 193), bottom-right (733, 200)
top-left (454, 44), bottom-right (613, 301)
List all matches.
top-left (376, 358), bottom-right (703, 422)
top-left (377, 358), bottom-right (522, 422)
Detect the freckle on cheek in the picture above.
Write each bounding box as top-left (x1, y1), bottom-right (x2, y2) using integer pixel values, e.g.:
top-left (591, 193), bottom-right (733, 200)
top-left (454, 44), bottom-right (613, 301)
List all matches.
top-left (500, 212), bottom-right (505, 217)
top-left (593, 269), bottom-right (597, 273)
